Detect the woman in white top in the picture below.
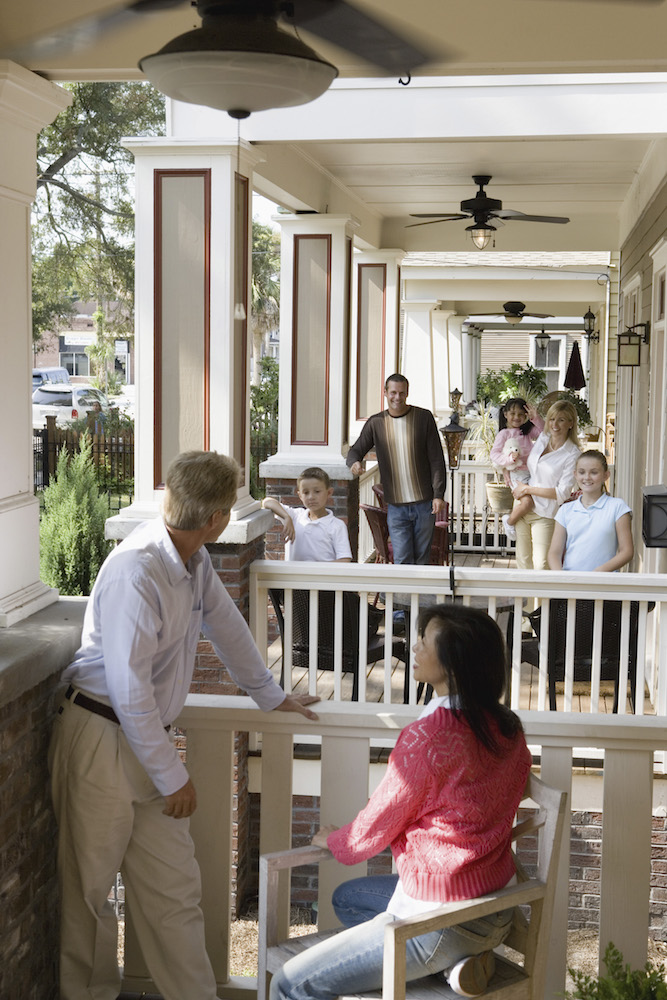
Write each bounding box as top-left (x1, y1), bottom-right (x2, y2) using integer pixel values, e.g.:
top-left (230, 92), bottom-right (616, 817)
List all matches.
top-left (512, 400), bottom-right (580, 571)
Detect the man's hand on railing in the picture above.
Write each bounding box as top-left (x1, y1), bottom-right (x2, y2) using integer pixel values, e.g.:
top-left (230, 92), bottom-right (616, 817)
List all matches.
top-left (274, 694), bottom-right (320, 720)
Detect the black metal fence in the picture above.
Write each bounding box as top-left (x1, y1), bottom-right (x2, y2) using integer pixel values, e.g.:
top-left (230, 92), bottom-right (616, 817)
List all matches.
top-left (33, 418), bottom-right (134, 516)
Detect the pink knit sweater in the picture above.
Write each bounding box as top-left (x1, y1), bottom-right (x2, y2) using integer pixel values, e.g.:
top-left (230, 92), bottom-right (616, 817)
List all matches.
top-left (327, 708), bottom-right (532, 903)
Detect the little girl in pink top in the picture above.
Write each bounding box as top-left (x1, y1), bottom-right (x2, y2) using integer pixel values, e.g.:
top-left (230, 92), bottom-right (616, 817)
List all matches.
top-left (489, 397), bottom-right (544, 540)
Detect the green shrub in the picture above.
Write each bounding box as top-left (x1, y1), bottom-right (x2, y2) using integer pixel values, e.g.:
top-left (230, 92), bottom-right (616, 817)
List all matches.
top-left (566, 943), bottom-right (667, 1000)
top-left (40, 435), bottom-right (112, 596)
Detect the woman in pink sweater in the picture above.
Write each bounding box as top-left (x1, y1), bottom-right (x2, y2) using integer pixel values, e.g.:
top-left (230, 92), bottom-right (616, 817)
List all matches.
top-left (269, 605), bottom-right (532, 1000)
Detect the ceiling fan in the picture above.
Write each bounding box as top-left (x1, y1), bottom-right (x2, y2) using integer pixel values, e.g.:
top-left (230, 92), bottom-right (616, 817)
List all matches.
top-left (408, 175), bottom-right (569, 249)
top-left (472, 302), bottom-right (555, 325)
top-left (6, 0), bottom-right (434, 118)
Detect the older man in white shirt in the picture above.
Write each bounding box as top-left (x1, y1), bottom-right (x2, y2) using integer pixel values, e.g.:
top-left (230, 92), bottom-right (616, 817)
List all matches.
top-left (49, 450), bottom-right (318, 1000)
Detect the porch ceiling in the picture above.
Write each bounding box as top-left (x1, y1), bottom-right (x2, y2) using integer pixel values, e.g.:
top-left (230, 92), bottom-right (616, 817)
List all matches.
top-left (4, 0), bottom-right (667, 80)
top-left (4, 0), bottom-right (667, 319)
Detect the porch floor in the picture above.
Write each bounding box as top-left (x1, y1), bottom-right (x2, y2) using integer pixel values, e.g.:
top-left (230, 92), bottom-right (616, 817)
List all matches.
top-left (266, 551), bottom-right (649, 715)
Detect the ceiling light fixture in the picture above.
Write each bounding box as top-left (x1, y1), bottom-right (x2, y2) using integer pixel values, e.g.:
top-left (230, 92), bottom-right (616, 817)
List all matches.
top-left (467, 223), bottom-right (495, 251)
top-left (139, 10), bottom-right (338, 119)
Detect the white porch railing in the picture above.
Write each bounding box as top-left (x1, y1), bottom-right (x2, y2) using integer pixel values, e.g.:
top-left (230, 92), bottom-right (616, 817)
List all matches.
top-left (119, 700), bottom-right (667, 1000)
top-left (251, 561), bottom-right (667, 717)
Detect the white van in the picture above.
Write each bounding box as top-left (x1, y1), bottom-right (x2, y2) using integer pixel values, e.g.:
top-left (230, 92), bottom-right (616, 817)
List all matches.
top-left (32, 367), bottom-right (70, 389)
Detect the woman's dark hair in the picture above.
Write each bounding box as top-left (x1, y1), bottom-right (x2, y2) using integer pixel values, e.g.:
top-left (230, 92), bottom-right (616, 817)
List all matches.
top-left (416, 604), bottom-right (523, 754)
top-left (498, 397), bottom-right (535, 437)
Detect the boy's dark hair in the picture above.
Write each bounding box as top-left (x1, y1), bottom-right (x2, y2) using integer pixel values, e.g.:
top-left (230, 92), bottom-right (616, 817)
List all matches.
top-left (498, 397), bottom-right (535, 437)
top-left (416, 604), bottom-right (523, 754)
top-left (385, 373), bottom-right (409, 390)
top-left (297, 467), bottom-right (331, 489)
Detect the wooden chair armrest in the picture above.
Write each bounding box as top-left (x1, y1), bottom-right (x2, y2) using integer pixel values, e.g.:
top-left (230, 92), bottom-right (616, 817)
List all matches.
top-left (382, 880), bottom-right (546, 1000)
top-left (261, 844), bottom-right (333, 874)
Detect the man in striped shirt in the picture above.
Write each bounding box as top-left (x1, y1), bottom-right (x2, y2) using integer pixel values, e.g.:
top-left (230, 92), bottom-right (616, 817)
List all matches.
top-left (347, 375), bottom-right (446, 564)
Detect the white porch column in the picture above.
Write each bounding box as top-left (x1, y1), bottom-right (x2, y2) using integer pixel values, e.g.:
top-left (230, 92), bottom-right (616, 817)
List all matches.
top-left (431, 306), bottom-right (455, 422)
top-left (445, 315), bottom-right (466, 405)
top-left (0, 63), bottom-right (70, 626)
top-left (110, 138), bottom-right (271, 543)
top-left (463, 324), bottom-right (482, 403)
top-left (348, 249), bottom-right (404, 444)
top-left (400, 300), bottom-right (440, 411)
top-left (261, 214), bottom-right (359, 479)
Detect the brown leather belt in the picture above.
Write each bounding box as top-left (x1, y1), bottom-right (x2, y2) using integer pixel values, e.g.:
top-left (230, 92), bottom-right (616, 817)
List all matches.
top-left (64, 684), bottom-right (171, 732)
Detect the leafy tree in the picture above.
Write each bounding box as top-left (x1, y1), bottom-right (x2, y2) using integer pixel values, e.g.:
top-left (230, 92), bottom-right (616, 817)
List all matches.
top-left (40, 436), bottom-right (112, 596)
top-left (32, 82), bottom-right (165, 379)
top-left (477, 364), bottom-right (548, 406)
top-left (251, 221), bottom-right (280, 387)
top-left (250, 357), bottom-right (279, 498)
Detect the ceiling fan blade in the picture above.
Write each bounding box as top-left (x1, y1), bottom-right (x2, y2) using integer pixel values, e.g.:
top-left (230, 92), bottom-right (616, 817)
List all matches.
top-left (288, 0), bottom-right (436, 74)
top-left (522, 312), bottom-right (555, 319)
top-left (500, 211), bottom-right (570, 224)
top-left (405, 216), bottom-right (469, 228)
top-left (409, 213), bottom-right (469, 219)
top-left (2, 0), bottom-right (185, 61)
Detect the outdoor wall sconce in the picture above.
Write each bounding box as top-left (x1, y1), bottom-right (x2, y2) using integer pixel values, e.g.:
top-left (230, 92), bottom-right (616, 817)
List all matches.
top-left (535, 328), bottom-right (551, 352)
top-left (583, 307), bottom-right (599, 343)
top-left (618, 321), bottom-right (650, 367)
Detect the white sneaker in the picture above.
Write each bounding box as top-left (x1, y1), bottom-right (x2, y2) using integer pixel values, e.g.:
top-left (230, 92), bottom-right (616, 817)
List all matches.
top-left (448, 951), bottom-right (496, 997)
top-left (502, 514), bottom-right (516, 540)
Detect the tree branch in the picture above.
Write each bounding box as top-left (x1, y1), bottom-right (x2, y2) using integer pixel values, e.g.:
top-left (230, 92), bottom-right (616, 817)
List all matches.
top-left (38, 176), bottom-right (134, 219)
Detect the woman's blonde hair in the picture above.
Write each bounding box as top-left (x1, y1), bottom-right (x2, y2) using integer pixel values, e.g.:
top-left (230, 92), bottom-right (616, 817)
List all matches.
top-left (545, 399), bottom-right (579, 443)
top-left (163, 451), bottom-right (240, 531)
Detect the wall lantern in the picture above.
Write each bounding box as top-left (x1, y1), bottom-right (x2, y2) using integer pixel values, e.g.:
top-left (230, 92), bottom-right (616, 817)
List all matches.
top-left (583, 307), bottom-right (599, 343)
top-left (618, 321), bottom-right (650, 367)
top-left (535, 328), bottom-right (551, 352)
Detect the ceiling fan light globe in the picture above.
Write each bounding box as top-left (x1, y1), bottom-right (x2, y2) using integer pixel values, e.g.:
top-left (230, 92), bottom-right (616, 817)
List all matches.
top-left (140, 49), bottom-right (337, 114)
top-left (468, 226), bottom-right (494, 250)
top-left (505, 313), bottom-right (523, 325)
top-left (139, 16), bottom-right (338, 116)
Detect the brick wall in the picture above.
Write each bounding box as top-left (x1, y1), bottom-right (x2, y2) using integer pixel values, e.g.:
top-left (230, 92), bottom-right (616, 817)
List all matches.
top-left (0, 674), bottom-right (61, 1000)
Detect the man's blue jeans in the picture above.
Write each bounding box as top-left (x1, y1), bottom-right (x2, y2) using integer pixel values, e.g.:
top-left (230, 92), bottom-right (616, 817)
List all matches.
top-left (270, 874), bottom-right (514, 1000)
top-left (387, 499), bottom-right (435, 565)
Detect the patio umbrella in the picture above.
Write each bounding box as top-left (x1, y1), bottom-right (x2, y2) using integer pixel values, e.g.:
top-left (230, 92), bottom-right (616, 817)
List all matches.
top-left (564, 341), bottom-right (586, 390)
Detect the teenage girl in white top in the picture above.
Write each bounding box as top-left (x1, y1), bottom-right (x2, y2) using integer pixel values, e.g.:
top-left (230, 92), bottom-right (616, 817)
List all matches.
top-left (547, 450), bottom-right (633, 572)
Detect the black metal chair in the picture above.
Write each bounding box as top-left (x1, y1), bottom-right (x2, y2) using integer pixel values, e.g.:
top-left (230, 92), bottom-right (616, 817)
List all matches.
top-left (508, 599), bottom-right (653, 712)
top-left (269, 589), bottom-right (407, 701)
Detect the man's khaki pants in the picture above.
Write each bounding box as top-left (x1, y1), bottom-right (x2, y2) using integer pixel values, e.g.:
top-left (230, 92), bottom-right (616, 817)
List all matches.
top-left (49, 692), bottom-right (218, 1000)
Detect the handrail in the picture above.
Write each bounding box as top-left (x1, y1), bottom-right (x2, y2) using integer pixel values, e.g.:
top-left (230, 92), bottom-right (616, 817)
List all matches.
top-left (251, 560), bottom-right (667, 715)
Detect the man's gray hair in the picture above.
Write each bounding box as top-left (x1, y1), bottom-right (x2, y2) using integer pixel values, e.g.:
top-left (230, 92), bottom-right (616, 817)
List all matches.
top-left (163, 451), bottom-right (240, 531)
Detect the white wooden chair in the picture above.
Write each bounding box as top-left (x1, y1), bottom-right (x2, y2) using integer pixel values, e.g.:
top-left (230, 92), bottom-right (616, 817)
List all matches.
top-left (258, 773), bottom-right (566, 1000)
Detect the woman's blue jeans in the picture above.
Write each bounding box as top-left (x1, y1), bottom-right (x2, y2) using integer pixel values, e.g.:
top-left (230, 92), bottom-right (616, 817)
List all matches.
top-left (270, 875), bottom-right (514, 1000)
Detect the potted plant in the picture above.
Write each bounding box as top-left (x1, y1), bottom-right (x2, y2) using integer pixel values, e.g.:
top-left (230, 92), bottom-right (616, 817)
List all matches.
top-left (466, 401), bottom-right (514, 514)
top-left (565, 942), bottom-right (667, 1000)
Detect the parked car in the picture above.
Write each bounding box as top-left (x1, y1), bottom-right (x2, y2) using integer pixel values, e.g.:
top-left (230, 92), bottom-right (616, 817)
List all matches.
top-left (32, 384), bottom-right (111, 428)
top-left (32, 366), bottom-right (70, 389)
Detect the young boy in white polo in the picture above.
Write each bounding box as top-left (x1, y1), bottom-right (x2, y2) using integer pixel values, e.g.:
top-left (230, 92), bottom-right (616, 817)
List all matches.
top-left (262, 467), bottom-right (352, 562)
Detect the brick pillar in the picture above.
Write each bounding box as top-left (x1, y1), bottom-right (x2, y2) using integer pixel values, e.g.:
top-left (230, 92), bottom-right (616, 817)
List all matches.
top-left (192, 533), bottom-right (265, 916)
